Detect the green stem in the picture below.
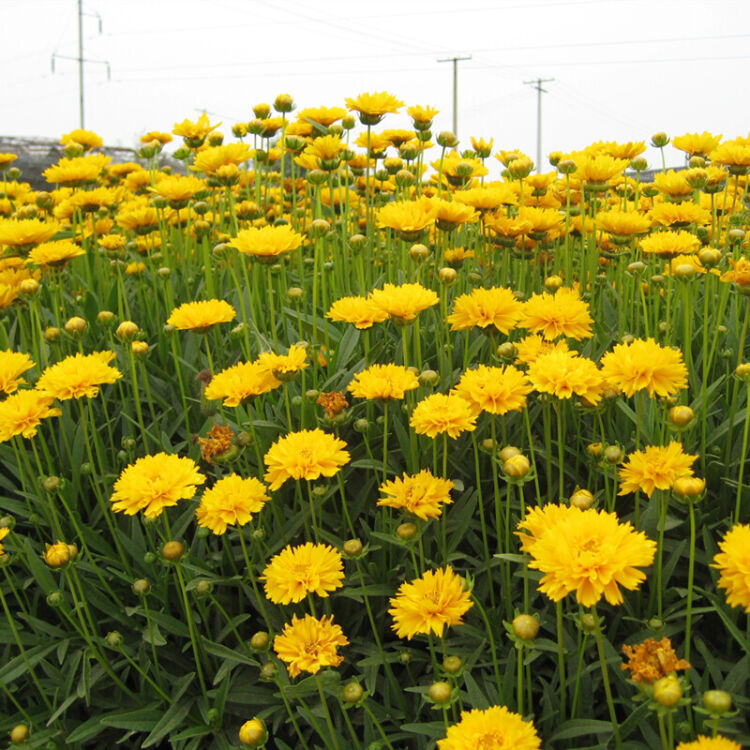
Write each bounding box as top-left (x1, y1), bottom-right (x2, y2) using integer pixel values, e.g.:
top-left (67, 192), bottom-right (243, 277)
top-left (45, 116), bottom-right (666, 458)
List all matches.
top-left (592, 604), bottom-right (622, 749)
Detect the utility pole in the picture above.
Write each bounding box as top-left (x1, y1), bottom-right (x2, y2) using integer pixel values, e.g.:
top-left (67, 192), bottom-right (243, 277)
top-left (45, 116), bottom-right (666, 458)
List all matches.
top-left (51, 2), bottom-right (108, 129)
top-left (437, 56), bottom-right (471, 136)
top-left (523, 77), bottom-right (554, 172)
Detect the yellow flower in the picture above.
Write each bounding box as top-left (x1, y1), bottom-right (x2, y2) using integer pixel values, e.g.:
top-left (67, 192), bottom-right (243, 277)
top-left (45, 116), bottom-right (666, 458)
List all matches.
top-left (521, 287), bottom-right (593, 340)
top-left (26, 240), bottom-right (85, 268)
top-left (263, 428), bottom-right (350, 490)
top-left (151, 175), bottom-right (207, 203)
top-left (261, 542), bottom-right (344, 604)
top-left (36, 351), bottom-right (122, 400)
top-left (297, 106), bottom-right (348, 127)
top-left (116, 203), bottom-right (159, 234)
top-left (256, 345), bottom-right (309, 379)
top-left (721, 257), bottom-right (750, 286)
top-left (44, 541), bottom-right (71, 568)
top-left (429, 198), bottom-right (478, 230)
top-left (601, 338), bottom-right (688, 398)
top-left (166, 300), bottom-right (236, 331)
top-left (588, 140), bottom-right (647, 160)
top-left (596, 210), bottom-right (652, 237)
top-left (640, 229), bottom-right (700, 257)
top-left (378, 469), bottom-right (454, 521)
top-left (228, 225), bottom-right (304, 260)
top-left (650, 201), bottom-right (711, 228)
top-left (672, 131), bottom-right (722, 157)
top-left (454, 365), bottom-right (532, 416)
top-left (516, 503), bottom-right (580, 554)
top-left (573, 153), bottom-right (630, 184)
top-left (517, 205), bottom-right (564, 235)
top-left (0, 218), bottom-right (61, 249)
top-left (0, 390), bottom-right (61, 442)
top-left (61, 128), bottom-right (103, 151)
top-left (326, 296), bottom-right (389, 329)
top-left (140, 131), bottom-right (173, 145)
top-left (0, 350), bottom-right (35, 395)
top-left (191, 143), bottom-right (252, 174)
top-left (204, 361), bottom-right (281, 406)
top-left (42, 154), bottom-right (111, 185)
top-left (347, 363), bottom-right (419, 400)
top-left (172, 113), bottom-right (221, 146)
top-left (618, 442), bottom-right (698, 497)
top-left (712, 523), bottom-right (750, 612)
top-left (455, 185), bottom-right (518, 211)
top-left (195, 474), bottom-right (270, 534)
top-left (438, 705), bottom-right (542, 750)
top-left (410, 393), bottom-right (477, 439)
top-left (523, 507), bottom-right (656, 607)
top-left (709, 142), bottom-right (750, 168)
top-left (653, 170), bottom-right (694, 200)
top-left (621, 637), bottom-right (690, 683)
top-left (0, 153), bottom-right (18, 169)
top-left (389, 566), bottom-right (473, 639)
top-left (369, 283), bottom-right (439, 322)
top-left (447, 286), bottom-right (524, 333)
top-left (407, 104), bottom-right (439, 125)
top-left (273, 614), bottom-right (349, 677)
top-left (676, 737), bottom-right (741, 750)
top-left (198, 424), bottom-right (234, 464)
top-left (527, 350), bottom-right (603, 404)
top-left (0, 527), bottom-right (9, 557)
top-left (110, 453), bottom-right (206, 519)
top-left (346, 91), bottom-right (404, 124)
top-left (376, 197), bottom-right (437, 237)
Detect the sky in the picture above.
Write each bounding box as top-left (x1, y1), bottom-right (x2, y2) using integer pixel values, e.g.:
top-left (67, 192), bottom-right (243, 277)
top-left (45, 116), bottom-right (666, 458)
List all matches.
top-left (3, 0), bottom-right (750, 174)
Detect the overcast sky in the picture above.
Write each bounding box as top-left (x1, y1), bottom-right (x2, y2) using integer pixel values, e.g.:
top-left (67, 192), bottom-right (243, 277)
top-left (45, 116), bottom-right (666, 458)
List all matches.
top-left (4, 0), bottom-right (750, 173)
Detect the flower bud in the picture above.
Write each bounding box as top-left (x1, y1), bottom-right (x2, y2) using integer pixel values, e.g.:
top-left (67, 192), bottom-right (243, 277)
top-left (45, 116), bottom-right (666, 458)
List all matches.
top-left (239, 717), bottom-right (267, 748)
top-left (132, 578), bottom-right (150, 596)
top-left (437, 131), bottom-right (459, 148)
top-left (428, 680), bottom-right (453, 704)
top-left (194, 579), bottom-right (212, 596)
top-left (651, 132), bottom-right (670, 148)
top-left (19, 278), bottom-right (39, 296)
top-left (703, 690), bottom-right (732, 715)
top-left (587, 442), bottom-right (603, 458)
top-left (46, 591), bottom-right (64, 607)
top-left (353, 418), bottom-right (370, 433)
top-left (418, 369), bottom-right (439, 386)
top-left (668, 405), bottom-right (694, 428)
top-left (630, 156), bottom-right (648, 172)
top-left (10, 724), bottom-right (29, 744)
top-left (287, 286), bottom-right (304, 301)
top-left (64, 316), bottom-right (87, 336)
top-left (161, 540), bottom-right (185, 561)
top-left (482, 438), bottom-right (496, 453)
top-left (496, 342), bottom-right (517, 360)
top-left (273, 93), bottom-right (294, 112)
top-left (44, 541), bottom-right (70, 568)
top-left (342, 681), bottom-right (365, 703)
top-left (105, 630), bottom-right (123, 648)
top-left (653, 675), bottom-right (682, 707)
top-left (250, 631), bottom-right (270, 651)
top-left (504, 454), bottom-right (530, 479)
top-left (116, 320), bottom-right (139, 340)
top-left (259, 662), bottom-right (277, 680)
top-left (512, 614), bottom-right (540, 641)
top-left (557, 159), bottom-right (577, 175)
top-left (603, 445), bottom-right (623, 464)
top-left (442, 655), bottom-right (463, 674)
top-left (544, 275), bottom-right (564, 292)
top-left (570, 488), bottom-right (595, 510)
top-left (736, 362), bottom-right (750, 380)
top-left (581, 613), bottom-right (597, 632)
top-left (342, 538), bottom-right (363, 557)
top-left (131, 340), bottom-right (149, 356)
top-left (409, 243), bottom-right (430, 261)
top-left (44, 326), bottom-right (61, 341)
top-left (43, 475), bottom-right (61, 492)
top-left (397, 522), bottom-right (418, 540)
top-left (439, 267), bottom-right (457, 284)
top-left (672, 476), bottom-right (706, 501)
top-left (499, 445), bottom-right (521, 462)
top-left (698, 247), bottom-right (722, 267)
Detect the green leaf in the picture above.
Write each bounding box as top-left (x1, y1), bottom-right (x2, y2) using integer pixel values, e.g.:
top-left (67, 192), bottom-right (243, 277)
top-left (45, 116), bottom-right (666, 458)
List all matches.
top-left (141, 697), bottom-right (195, 747)
top-left (548, 719), bottom-right (614, 742)
top-left (99, 705), bottom-right (162, 731)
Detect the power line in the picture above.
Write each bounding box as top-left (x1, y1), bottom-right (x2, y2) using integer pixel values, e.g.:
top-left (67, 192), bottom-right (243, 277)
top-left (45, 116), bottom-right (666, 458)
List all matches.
top-left (437, 56), bottom-right (472, 135)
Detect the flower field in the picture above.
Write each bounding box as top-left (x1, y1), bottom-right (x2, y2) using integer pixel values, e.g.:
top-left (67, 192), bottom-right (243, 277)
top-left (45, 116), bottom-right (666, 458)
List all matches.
top-left (1, 94), bottom-right (749, 749)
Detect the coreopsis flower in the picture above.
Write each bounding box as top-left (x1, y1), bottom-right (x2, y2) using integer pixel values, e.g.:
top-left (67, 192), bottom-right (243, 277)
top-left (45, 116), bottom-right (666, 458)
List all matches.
top-left (618, 442), bottom-right (698, 497)
top-left (346, 91), bottom-right (404, 124)
top-left (672, 131), bottom-right (722, 157)
top-left (523, 507), bottom-right (656, 606)
top-left (438, 706), bottom-right (542, 750)
top-left (198, 424), bottom-right (234, 464)
top-left (407, 104), bottom-right (439, 126)
top-left (410, 393), bottom-right (477, 439)
top-left (720, 257), bottom-right (750, 286)
top-left (601, 338), bottom-right (688, 398)
top-left (515, 334), bottom-right (574, 365)
top-left (621, 637), bottom-right (690, 683)
top-left (368, 283), bottom-right (439, 323)
top-left (195, 474), bottom-right (270, 534)
top-left (0, 390), bottom-right (61, 442)
top-left (273, 614), bottom-right (349, 677)
top-left (447, 287), bottom-right (524, 333)
top-left (640, 229), bottom-right (701, 257)
top-left (0, 527), bottom-right (9, 558)
top-left (116, 203), bottom-right (159, 233)
top-left (454, 365), bottom-right (532, 416)
top-left (573, 153), bottom-right (630, 184)
top-left (263, 429), bottom-right (350, 490)
top-left (649, 202), bottom-right (711, 228)
top-left (42, 153), bottom-right (111, 185)
top-left (140, 131), bottom-right (173, 145)
top-left (297, 105), bottom-right (347, 127)
top-left (347, 363), bottom-right (419, 400)
top-left (204, 361), bottom-right (281, 406)
top-left (166, 300), bottom-right (236, 331)
top-left (110, 453), bottom-right (206, 519)
top-left (676, 737), bottom-right (741, 750)
top-left (653, 170), bottom-right (694, 199)
top-left (36, 351), bottom-right (122, 400)
top-left (527, 350), bottom-right (604, 405)
top-left (261, 542), bottom-right (344, 604)
top-left (191, 143), bottom-right (252, 174)
top-left (317, 391), bottom-right (349, 418)
top-left (596, 209), bottom-right (652, 237)
top-left (378, 469), bottom-right (454, 521)
top-left (517, 503), bottom-right (580, 554)
top-left (256, 345), bottom-right (309, 380)
top-left (709, 142), bottom-right (750, 169)
top-left (389, 566), bottom-right (473, 639)
top-left (44, 541), bottom-right (71, 568)
top-left (0, 153), bottom-right (18, 169)
top-left (173, 113), bottom-right (221, 147)
top-left (61, 128), bottom-right (103, 151)
top-left (376, 197), bottom-right (437, 238)
top-left (326, 296), bottom-right (390, 329)
top-left (26, 240), bottom-right (85, 268)
top-left (0, 350), bottom-right (35, 395)
top-left (228, 225), bottom-right (304, 261)
top-left (589, 140), bottom-right (647, 160)
top-left (443, 247), bottom-right (474, 265)
top-left (520, 287), bottom-right (593, 340)
top-left (428, 198), bottom-right (478, 230)
top-left (0, 218), bottom-right (61, 249)
top-left (517, 206), bottom-right (564, 236)
top-left (151, 175), bottom-right (207, 203)
top-left (712, 524), bottom-right (750, 612)
top-left (455, 184), bottom-right (518, 211)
